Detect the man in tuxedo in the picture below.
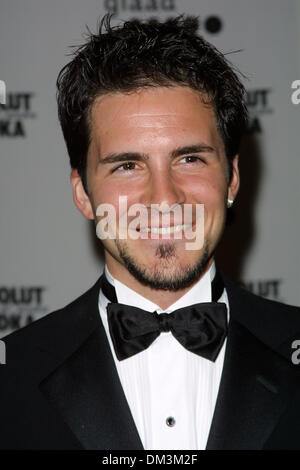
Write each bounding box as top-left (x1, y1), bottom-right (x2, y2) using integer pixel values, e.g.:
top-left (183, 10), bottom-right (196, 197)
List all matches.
top-left (1, 15), bottom-right (300, 450)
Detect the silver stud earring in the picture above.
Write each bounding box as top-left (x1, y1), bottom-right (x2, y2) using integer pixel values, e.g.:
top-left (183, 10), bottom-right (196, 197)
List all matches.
top-left (227, 199), bottom-right (234, 208)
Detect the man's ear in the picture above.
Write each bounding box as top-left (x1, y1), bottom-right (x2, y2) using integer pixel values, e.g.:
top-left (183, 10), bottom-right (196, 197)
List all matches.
top-left (70, 169), bottom-right (94, 220)
top-left (228, 155), bottom-right (240, 202)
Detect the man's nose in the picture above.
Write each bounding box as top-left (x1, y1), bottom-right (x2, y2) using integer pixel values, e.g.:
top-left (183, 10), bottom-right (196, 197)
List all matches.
top-left (141, 170), bottom-right (186, 208)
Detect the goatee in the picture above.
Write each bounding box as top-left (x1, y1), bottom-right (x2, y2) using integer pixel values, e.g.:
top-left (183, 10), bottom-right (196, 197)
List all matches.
top-left (114, 239), bottom-right (210, 291)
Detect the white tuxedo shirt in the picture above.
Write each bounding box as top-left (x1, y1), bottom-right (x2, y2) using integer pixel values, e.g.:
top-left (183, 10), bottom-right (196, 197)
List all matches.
top-left (98, 262), bottom-right (229, 450)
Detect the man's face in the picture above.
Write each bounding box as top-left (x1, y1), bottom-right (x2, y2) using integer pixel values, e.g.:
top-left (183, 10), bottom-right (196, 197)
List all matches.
top-left (72, 86), bottom-right (239, 290)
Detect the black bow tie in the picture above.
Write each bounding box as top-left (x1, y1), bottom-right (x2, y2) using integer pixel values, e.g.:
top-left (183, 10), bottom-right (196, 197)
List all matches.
top-left (100, 270), bottom-right (227, 362)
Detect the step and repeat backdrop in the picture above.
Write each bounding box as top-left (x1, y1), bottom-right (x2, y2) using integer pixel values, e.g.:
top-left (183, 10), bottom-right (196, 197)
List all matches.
top-left (0, 0), bottom-right (300, 336)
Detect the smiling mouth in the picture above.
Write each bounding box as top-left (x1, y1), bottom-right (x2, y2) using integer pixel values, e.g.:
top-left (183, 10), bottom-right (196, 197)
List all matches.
top-left (137, 223), bottom-right (193, 235)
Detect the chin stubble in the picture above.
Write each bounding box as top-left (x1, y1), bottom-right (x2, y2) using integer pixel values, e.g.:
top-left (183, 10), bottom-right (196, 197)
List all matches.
top-left (114, 239), bottom-right (210, 291)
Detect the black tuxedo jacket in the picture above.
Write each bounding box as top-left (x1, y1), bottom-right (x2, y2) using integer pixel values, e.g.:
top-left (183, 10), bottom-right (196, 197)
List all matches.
top-left (1, 274), bottom-right (300, 450)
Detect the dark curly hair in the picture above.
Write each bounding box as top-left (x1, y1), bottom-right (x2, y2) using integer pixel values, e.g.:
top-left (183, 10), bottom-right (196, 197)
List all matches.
top-left (57, 14), bottom-right (248, 192)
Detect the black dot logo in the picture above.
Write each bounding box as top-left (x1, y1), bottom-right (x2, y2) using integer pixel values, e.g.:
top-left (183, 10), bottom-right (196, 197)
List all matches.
top-left (205, 16), bottom-right (223, 34)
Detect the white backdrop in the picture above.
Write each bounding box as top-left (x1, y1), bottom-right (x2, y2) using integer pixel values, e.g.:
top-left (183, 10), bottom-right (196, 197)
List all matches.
top-left (0, 0), bottom-right (299, 336)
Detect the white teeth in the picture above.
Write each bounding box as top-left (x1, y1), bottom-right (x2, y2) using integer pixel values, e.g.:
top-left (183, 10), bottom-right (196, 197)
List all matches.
top-left (139, 224), bottom-right (192, 234)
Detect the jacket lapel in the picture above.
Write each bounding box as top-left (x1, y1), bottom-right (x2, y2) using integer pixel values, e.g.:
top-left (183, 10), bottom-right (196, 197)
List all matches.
top-left (206, 276), bottom-right (300, 449)
top-left (206, 319), bottom-right (284, 449)
top-left (38, 277), bottom-right (143, 450)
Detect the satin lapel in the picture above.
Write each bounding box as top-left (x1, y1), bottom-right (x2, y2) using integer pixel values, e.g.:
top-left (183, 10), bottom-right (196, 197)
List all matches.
top-left (206, 319), bottom-right (283, 449)
top-left (206, 277), bottom-right (300, 450)
top-left (38, 276), bottom-right (143, 450)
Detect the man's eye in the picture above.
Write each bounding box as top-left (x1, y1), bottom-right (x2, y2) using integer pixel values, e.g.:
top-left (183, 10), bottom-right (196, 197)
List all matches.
top-left (181, 155), bottom-right (204, 164)
top-left (113, 162), bottom-right (137, 172)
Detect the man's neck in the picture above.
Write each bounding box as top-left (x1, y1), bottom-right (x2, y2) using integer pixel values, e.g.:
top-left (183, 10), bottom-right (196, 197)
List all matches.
top-left (105, 257), bottom-right (214, 310)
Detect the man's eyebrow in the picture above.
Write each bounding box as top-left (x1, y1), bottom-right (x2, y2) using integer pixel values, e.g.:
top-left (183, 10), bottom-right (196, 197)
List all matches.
top-left (98, 144), bottom-right (215, 165)
top-left (98, 152), bottom-right (149, 164)
top-left (170, 144), bottom-right (215, 159)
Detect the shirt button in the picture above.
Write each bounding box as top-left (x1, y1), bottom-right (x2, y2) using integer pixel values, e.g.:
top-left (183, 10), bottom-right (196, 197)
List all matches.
top-left (166, 416), bottom-right (176, 427)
